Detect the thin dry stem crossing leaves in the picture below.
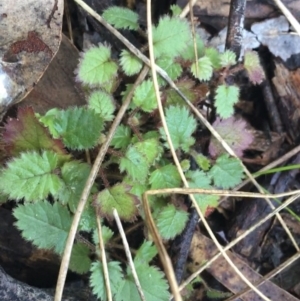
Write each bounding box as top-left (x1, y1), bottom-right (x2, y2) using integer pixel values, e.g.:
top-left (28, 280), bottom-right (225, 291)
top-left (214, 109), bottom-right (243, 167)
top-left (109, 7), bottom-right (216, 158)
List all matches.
top-left (145, 188), bottom-right (300, 199)
top-left (146, 1), bottom-right (183, 300)
top-left (54, 66), bottom-right (150, 301)
top-left (146, 1), bottom-right (298, 300)
top-left (113, 209), bottom-right (146, 301)
top-left (219, 144), bottom-right (300, 204)
top-left (143, 190), bottom-right (300, 301)
top-left (180, 0), bottom-right (198, 18)
top-left (75, 0), bottom-right (299, 259)
top-left (95, 213), bottom-right (112, 301)
top-left (179, 193), bottom-right (300, 294)
top-left (189, 0), bottom-right (199, 78)
top-left (54, 1), bottom-right (300, 301)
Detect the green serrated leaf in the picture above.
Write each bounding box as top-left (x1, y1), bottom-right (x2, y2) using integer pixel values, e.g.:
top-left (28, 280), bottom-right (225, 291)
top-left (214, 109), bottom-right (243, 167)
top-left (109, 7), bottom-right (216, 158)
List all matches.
top-left (120, 145), bottom-right (150, 183)
top-left (180, 35), bottom-right (205, 61)
top-left (116, 263), bottom-right (169, 301)
top-left (77, 45), bottom-right (118, 86)
top-left (191, 152), bottom-right (211, 171)
top-left (180, 159), bottom-right (190, 171)
top-left (170, 4), bottom-right (182, 16)
top-left (52, 107), bottom-right (104, 150)
top-left (156, 204), bottom-right (188, 239)
top-left (38, 108), bottom-right (61, 138)
top-left (153, 16), bottom-right (191, 59)
top-left (244, 50), bottom-right (260, 69)
top-left (88, 90), bottom-right (115, 121)
top-left (160, 105), bottom-right (197, 152)
top-left (150, 197), bottom-right (169, 214)
top-left (70, 243), bottom-right (92, 274)
top-left (165, 79), bottom-right (197, 106)
top-left (209, 154), bottom-right (244, 189)
top-left (120, 138), bottom-right (161, 183)
top-left (93, 225), bottom-right (114, 245)
top-left (103, 6), bottom-right (139, 30)
top-left (102, 225), bottom-right (114, 243)
top-left (207, 288), bottom-right (232, 299)
top-left (214, 85), bottom-right (239, 119)
top-left (0, 150), bottom-right (63, 202)
top-left (134, 138), bottom-right (162, 165)
top-left (134, 264), bottom-right (169, 300)
top-left (0, 191), bottom-right (8, 204)
top-left (143, 130), bottom-right (160, 140)
top-left (204, 47), bottom-right (221, 69)
top-left (156, 57), bottom-right (182, 86)
top-left (186, 170), bottom-right (219, 214)
top-left (90, 261), bottom-right (124, 301)
top-left (95, 183), bottom-right (138, 221)
top-left (134, 241), bottom-right (157, 265)
top-left (13, 201), bottom-right (72, 254)
top-left (186, 170), bottom-right (211, 187)
top-left (191, 56), bottom-right (213, 81)
top-left (149, 164), bottom-right (181, 190)
top-left (220, 50), bottom-right (236, 67)
top-left (79, 204), bottom-right (98, 232)
top-left (132, 80), bottom-right (157, 112)
top-left (58, 161), bottom-right (91, 210)
top-left (120, 50), bottom-right (143, 76)
top-left (123, 176), bottom-right (149, 199)
top-left (111, 125), bottom-right (132, 149)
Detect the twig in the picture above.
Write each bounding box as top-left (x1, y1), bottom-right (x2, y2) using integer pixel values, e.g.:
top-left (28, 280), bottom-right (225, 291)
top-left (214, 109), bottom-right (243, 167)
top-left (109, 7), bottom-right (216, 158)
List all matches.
top-left (145, 188), bottom-right (300, 199)
top-left (54, 66), bottom-right (149, 301)
top-left (143, 190), bottom-right (278, 301)
top-left (225, 251), bottom-right (300, 301)
top-left (95, 213), bottom-right (112, 301)
top-left (272, 0), bottom-right (300, 35)
top-left (179, 192), bottom-right (300, 291)
top-left (221, 0), bottom-right (297, 263)
top-left (189, 0), bottom-right (199, 78)
top-left (261, 72), bottom-right (284, 133)
top-left (111, 221), bottom-right (143, 243)
top-left (146, 0), bottom-right (273, 299)
top-left (146, 0), bottom-right (296, 299)
top-left (219, 144), bottom-right (300, 205)
top-left (146, 1), bottom-right (183, 300)
top-left (180, 0), bottom-right (198, 18)
top-left (64, 0), bottom-right (74, 43)
top-left (225, 0), bottom-right (247, 58)
top-left (182, 86), bottom-right (299, 255)
top-left (113, 209), bottom-right (146, 301)
top-left (63, 1), bottom-right (299, 299)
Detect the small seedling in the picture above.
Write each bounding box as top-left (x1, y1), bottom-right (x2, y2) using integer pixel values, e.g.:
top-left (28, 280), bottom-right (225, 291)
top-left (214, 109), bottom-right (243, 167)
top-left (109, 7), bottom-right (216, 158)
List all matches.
top-left (0, 5), bottom-right (263, 300)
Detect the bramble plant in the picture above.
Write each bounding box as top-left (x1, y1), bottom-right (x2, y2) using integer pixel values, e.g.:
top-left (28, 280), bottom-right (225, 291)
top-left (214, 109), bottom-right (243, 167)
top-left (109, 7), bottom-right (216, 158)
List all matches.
top-left (0, 5), bottom-right (262, 301)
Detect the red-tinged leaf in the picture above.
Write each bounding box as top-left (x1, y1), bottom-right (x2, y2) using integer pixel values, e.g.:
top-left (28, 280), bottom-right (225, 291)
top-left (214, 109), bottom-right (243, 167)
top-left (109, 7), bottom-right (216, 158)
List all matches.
top-left (205, 206), bottom-right (215, 217)
top-left (247, 67), bottom-right (265, 85)
top-left (244, 50), bottom-right (265, 85)
top-left (3, 107), bottom-right (65, 156)
top-left (209, 117), bottom-right (254, 158)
